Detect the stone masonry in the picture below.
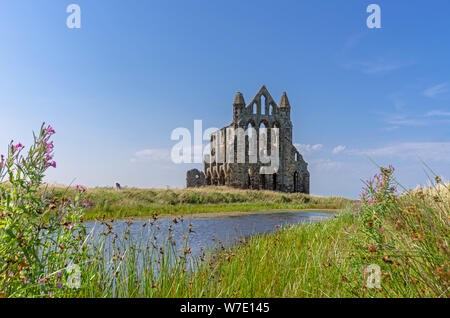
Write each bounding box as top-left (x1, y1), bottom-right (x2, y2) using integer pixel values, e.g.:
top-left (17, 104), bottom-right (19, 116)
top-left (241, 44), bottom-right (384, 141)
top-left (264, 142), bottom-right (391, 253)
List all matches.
top-left (186, 85), bottom-right (310, 193)
top-left (186, 168), bottom-right (206, 188)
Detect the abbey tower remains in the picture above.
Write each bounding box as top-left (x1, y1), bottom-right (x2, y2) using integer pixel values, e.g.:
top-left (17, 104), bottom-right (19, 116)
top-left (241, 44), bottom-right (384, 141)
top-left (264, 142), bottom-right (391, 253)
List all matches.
top-left (186, 86), bottom-right (309, 194)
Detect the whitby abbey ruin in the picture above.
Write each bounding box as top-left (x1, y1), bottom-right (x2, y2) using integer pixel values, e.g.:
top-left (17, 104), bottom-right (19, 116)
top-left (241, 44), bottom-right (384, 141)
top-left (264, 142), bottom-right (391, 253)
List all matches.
top-left (186, 86), bottom-right (310, 194)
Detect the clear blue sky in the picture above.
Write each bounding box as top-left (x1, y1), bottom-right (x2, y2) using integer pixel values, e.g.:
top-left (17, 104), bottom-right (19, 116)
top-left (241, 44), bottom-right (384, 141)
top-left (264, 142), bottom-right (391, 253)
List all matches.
top-left (0, 0), bottom-right (449, 198)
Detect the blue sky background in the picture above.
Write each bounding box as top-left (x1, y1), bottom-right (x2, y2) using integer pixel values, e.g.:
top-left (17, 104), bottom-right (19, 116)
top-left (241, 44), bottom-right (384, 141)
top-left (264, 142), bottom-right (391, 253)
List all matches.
top-left (0, 0), bottom-right (449, 198)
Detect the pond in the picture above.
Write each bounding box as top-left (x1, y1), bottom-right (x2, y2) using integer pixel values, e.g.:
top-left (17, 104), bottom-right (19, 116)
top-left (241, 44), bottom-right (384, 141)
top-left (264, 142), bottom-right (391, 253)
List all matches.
top-left (84, 210), bottom-right (335, 259)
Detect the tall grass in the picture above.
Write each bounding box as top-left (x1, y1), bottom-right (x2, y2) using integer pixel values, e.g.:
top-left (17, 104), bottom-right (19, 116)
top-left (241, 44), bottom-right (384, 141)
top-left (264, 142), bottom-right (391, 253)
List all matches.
top-left (2, 124), bottom-right (448, 298)
top-left (62, 167), bottom-right (448, 298)
top-left (4, 166), bottom-right (448, 297)
top-left (45, 186), bottom-right (350, 220)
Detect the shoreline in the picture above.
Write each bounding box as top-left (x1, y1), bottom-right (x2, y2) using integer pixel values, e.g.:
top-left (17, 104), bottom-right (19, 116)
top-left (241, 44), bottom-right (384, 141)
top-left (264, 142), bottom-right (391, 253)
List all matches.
top-left (52, 186), bottom-right (351, 221)
top-left (86, 208), bottom-right (341, 221)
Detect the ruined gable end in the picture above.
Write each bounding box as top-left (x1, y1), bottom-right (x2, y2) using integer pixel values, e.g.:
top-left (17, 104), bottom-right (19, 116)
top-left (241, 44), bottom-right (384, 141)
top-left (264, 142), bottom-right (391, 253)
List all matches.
top-left (186, 86), bottom-right (310, 194)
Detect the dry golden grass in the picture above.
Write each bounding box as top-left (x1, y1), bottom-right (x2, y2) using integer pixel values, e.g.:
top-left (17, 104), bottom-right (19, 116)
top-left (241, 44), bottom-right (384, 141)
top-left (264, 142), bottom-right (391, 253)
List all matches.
top-left (43, 185), bottom-right (351, 219)
top-left (404, 182), bottom-right (450, 214)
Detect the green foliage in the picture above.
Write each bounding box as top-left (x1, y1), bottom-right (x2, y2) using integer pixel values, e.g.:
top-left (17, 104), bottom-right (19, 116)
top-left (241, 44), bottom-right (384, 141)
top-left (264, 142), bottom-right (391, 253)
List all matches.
top-left (351, 167), bottom-right (449, 297)
top-left (0, 124), bottom-right (88, 298)
top-left (45, 186), bottom-right (350, 220)
top-left (169, 166), bottom-right (448, 298)
top-left (1, 124), bottom-right (447, 298)
top-left (66, 166), bottom-right (449, 298)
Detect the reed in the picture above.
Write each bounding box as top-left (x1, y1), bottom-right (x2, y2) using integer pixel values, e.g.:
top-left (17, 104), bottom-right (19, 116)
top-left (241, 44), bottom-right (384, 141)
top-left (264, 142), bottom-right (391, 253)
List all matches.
top-left (64, 168), bottom-right (448, 298)
top-left (2, 124), bottom-right (448, 298)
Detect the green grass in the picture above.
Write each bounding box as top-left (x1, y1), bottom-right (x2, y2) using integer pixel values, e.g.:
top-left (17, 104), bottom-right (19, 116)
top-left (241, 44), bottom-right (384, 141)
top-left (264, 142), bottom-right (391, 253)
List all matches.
top-left (67, 210), bottom-right (360, 297)
top-left (4, 123), bottom-right (446, 298)
top-left (7, 178), bottom-right (448, 298)
top-left (182, 180), bottom-right (448, 298)
top-left (185, 210), bottom-right (363, 297)
top-left (45, 186), bottom-right (351, 220)
top-left (64, 178), bottom-right (449, 298)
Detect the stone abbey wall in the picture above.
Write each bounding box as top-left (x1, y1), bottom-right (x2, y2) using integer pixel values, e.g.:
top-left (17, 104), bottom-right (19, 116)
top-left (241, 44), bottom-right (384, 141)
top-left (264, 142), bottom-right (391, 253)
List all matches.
top-left (186, 85), bottom-right (310, 194)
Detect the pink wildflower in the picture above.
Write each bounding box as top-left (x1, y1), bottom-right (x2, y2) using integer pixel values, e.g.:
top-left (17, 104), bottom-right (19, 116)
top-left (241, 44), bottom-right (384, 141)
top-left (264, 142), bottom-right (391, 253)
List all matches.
top-left (76, 185), bottom-right (86, 192)
top-left (13, 142), bottom-right (24, 152)
top-left (45, 125), bottom-right (55, 136)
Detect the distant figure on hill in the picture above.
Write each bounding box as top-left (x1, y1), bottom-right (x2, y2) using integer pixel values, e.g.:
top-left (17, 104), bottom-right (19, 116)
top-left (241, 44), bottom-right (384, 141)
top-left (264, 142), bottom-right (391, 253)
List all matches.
top-left (115, 183), bottom-right (122, 191)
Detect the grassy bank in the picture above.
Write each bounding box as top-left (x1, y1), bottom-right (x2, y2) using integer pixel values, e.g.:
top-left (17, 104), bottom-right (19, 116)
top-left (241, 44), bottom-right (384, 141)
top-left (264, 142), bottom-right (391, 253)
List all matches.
top-left (3, 124), bottom-right (447, 298)
top-left (68, 171), bottom-right (448, 298)
top-left (5, 176), bottom-right (449, 298)
top-left (181, 177), bottom-right (448, 297)
top-left (45, 186), bottom-right (351, 220)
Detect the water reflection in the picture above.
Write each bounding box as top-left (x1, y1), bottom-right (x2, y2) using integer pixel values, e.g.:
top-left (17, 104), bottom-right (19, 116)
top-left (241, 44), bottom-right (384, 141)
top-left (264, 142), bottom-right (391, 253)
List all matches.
top-left (84, 210), bottom-right (334, 258)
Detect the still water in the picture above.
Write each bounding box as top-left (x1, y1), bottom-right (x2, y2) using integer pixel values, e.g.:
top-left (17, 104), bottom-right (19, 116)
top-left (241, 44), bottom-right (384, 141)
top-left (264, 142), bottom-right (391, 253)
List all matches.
top-left (84, 210), bottom-right (335, 258)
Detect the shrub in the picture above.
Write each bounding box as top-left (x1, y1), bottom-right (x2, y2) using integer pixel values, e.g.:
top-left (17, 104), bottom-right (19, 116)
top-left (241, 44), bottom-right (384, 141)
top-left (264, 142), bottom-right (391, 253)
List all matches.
top-left (0, 123), bottom-right (88, 297)
top-left (352, 166), bottom-right (449, 297)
